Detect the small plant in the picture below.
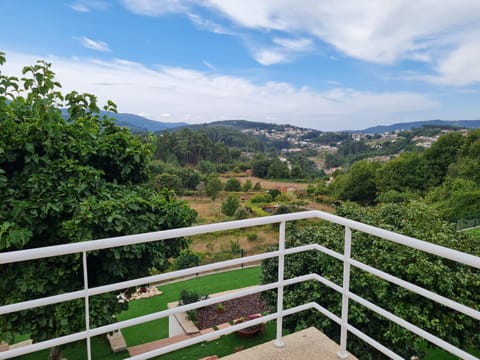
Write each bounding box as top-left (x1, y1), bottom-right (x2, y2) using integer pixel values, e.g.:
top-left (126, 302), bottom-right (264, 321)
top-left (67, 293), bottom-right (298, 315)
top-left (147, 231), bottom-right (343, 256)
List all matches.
top-left (216, 303), bottom-right (225, 313)
top-left (246, 233), bottom-right (258, 242)
top-left (230, 239), bottom-right (241, 253)
top-left (178, 289), bottom-right (208, 323)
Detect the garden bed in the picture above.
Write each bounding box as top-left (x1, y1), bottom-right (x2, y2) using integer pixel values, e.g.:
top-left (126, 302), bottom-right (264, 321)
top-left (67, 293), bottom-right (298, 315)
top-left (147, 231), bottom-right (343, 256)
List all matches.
top-left (195, 293), bottom-right (269, 330)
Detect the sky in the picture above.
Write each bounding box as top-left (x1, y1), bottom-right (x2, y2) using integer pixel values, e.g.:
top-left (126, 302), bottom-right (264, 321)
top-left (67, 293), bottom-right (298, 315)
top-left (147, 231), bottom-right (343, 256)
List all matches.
top-left (1, 1), bottom-right (480, 131)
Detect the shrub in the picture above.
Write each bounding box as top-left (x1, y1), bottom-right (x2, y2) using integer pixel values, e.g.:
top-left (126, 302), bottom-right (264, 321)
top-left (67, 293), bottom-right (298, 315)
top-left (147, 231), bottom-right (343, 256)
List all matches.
top-left (222, 194), bottom-right (240, 216)
top-left (234, 207), bottom-right (249, 220)
top-left (225, 177), bottom-right (242, 192)
top-left (172, 249), bottom-right (199, 270)
top-left (246, 233), bottom-right (258, 242)
top-left (250, 194), bottom-right (273, 203)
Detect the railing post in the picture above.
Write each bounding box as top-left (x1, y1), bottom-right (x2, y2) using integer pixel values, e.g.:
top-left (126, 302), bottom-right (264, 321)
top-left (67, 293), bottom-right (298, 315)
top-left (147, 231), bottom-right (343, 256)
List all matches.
top-left (83, 251), bottom-right (92, 360)
top-left (274, 221), bottom-right (286, 348)
top-left (338, 226), bottom-right (352, 359)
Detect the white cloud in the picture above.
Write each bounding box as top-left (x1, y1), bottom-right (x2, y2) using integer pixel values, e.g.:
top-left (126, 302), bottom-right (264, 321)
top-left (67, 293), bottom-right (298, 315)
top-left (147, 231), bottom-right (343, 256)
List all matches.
top-left (421, 42), bottom-right (480, 86)
top-left (253, 50), bottom-right (288, 66)
top-left (1, 51), bottom-right (440, 130)
top-left (119, 1), bottom-right (480, 84)
top-left (120, 0), bottom-right (189, 16)
top-left (273, 37), bottom-right (312, 52)
top-left (68, 1), bottom-right (110, 12)
top-left (78, 36), bottom-right (111, 52)
top-left (187, 13), bottom-right (235, 35)
top-left (204, 0), bottom-right (480, 64)
top-left (69, 3), bottom-right (89, 12)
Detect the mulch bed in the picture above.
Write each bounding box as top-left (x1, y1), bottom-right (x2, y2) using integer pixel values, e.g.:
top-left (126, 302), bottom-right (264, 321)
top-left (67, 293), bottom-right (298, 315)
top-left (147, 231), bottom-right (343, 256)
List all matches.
top-left (195, 293), bottom-right (270, 330)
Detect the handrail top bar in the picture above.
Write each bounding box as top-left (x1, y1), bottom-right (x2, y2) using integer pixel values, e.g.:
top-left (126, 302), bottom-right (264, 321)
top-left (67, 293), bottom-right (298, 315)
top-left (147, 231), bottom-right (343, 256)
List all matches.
top-left (1, 210), bottom-right (479, 270)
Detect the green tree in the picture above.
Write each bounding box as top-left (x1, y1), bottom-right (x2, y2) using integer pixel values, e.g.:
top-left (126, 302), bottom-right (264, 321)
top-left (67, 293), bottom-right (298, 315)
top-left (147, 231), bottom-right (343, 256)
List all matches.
top-left (423, 132), bottom-right (464, 186)
top-left (330, 160), bottom-right (380, 205)
top-left (267, 158), bottom-right (290, 179)
top-left (205, 173), bottom-right (223, 200)
top-left (154, 173), bottom-right (183, 195)
top-left (448, 129), bottom-right (480, 185)
top-left (252, 155), bottom-right (271, 178)
top-left (242, 179), bottom-right (253, 192)
top-left (261, 202), bottom-right (480, 359)
top-left (221, 194), bottom-right (240, 216)
top-left (0, 55), bottom-right (196, 359)
top-left (375, 152), bottom-right (427, 194)
top-left (224, 177), bottom-right (242, 192)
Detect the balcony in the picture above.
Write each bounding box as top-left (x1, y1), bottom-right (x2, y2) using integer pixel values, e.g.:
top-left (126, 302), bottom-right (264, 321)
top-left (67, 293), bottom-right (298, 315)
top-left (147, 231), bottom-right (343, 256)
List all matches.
top-left (1, 210), bottom-right (479, 360)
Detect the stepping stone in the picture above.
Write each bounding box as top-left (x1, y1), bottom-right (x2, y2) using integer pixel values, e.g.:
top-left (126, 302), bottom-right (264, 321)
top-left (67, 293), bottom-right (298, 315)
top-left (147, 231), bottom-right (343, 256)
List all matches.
top-left (8, 339), bottom-right (32, 350)
top-left (107, 330), bottom-right (127, 353)
top-left (216, 322), bottom-right (231, 330)
top-left (200, 328), bottom-right (219, 341)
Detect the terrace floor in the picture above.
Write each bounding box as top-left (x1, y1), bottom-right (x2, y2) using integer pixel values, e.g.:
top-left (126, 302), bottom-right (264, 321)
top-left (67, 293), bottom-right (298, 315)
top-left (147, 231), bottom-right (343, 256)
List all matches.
top-left (221, 327), bottom-right (358, 360)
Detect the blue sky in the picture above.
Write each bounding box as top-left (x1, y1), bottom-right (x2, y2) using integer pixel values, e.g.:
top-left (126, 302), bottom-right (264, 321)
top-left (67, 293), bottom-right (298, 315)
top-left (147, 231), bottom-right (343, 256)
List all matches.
top-left (1, 0), bottom-right (479, 130)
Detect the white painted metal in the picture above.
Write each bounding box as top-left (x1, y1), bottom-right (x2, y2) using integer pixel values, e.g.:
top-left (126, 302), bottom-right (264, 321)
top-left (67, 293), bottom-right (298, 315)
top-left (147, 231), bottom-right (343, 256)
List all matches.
top-left (274, 221), bottom-right (286, 348)
top-left (82, 251), bottom-right (92, 360)
top-left (349, 291), bottom-right (479, 360)
top-left (1, 210), bottom-right (479, 360)
top-left (338, 227), bottom-right (352, 359)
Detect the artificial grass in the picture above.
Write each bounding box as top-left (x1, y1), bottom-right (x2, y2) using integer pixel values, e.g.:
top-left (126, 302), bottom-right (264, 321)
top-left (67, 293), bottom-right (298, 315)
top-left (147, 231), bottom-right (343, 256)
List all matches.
top-left (16, 266), bottom-right (264, 360)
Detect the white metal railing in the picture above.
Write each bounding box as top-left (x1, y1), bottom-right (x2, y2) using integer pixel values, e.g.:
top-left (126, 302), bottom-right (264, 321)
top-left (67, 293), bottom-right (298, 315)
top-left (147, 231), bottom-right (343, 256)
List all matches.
top-left (1, 210), bottom-right (479, 360)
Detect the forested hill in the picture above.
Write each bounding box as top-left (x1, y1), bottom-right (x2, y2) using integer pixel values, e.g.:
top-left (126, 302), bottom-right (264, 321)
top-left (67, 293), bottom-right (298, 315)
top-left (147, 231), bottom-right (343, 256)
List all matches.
top-left (199, 119), bottom-right (307, 131)
top-left (357, 119), bottom-right (480, 134)
top-left (61, 109), bottom-right (186, 132)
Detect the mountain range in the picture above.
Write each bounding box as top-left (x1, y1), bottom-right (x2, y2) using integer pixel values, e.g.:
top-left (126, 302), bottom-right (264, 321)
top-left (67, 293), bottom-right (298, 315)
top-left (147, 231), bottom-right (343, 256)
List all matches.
top-left (90, 111), bottom-right (480, 134)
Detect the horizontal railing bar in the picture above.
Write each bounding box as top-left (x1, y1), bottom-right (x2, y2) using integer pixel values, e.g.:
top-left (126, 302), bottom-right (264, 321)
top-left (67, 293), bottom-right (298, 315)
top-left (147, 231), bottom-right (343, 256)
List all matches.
top-left (349, 291), bottom-right (480, 360)
top-left (313, 211), bottom-right (480, 270)
top-left (0, 331), bottom-right (88, 359)
top-left (307, 302), bottom-right (403, 360)
top-left (350, 257), bottom-right (480, 321)
top-left (0, 252), bottom-right (278, 315)
top-left (90, 281), bottom-right (280, 337)
top-left (127, 311), bottom-right (281, 360)
top-left (1, 244), bottom-right (337, 315)
top-left (0, 211), bottom-right (320, 264)
top-left (86, 251), bottom-right (277, 297)
top-left (346, 323), bottom-right (403, 360)
top-left (0, 289), bottom-right (87, 315)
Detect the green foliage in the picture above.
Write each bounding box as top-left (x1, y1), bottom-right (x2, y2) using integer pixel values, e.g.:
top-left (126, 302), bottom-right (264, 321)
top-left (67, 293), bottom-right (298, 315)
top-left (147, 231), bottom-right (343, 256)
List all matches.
top-left (224, 177), bottom-right (242, 192)
top-left (253, 182), bottom-right (262, 191)
top-left (205, 173), bottom-right (223, 200)
top-left (423, 132), bottom-right (464, 186)
top-left (250, 194), bottom-right (273, 204)
top-left (330, 160), bottom-right (380, 205)
top-left (448, 129), bottom-right (480, 185)
top-left (229, 239), bottom-right (241, 253)
top-left (261, 202), bottom-right (480, 359)
top-left (267, 189), bottom-right (281, 200)
top-left (375, 189), bottom-right (419, 204)
top-left (267, 158), bottom-right (290, 179)
top-left (0, 55), bottom-right (196, 345)
top-left (246, 233), bottom-right (258, 241)
top-left (242, 179), bottom-right (253, 192)
top-left (234, 206), bottom-right (249, 220)
top-left (221, 194), bottom-right (240, 217)
top-left (172, 249), bottom-right (199, 270)
top-left (375, 152), bottom-right (427, 193)
top-left (154, 173), bottom-right (183, 195)
top-left (251, 155), bottom-right (271, 178)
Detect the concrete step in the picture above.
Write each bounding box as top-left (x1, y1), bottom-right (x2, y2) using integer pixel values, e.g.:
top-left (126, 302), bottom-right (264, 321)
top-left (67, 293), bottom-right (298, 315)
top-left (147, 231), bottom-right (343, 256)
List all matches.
top-left (127, 332), bottom-right (201, 357)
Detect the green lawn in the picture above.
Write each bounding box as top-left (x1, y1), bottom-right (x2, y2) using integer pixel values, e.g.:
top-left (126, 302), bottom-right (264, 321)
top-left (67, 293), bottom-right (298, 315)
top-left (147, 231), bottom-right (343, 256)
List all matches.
top-left (16, 266), bottom-right (268, 360)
